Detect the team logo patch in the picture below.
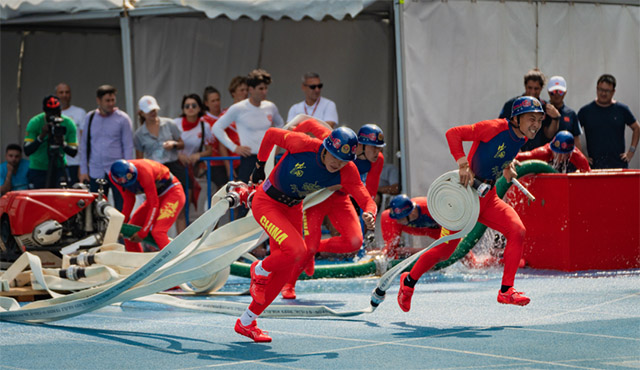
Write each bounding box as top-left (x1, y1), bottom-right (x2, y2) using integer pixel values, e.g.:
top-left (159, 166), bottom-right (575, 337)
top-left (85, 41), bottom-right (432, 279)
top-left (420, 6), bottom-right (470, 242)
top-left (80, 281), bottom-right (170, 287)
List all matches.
top-left (378, 133), bottom-right (384, 142)
top-left (330, 136), bottom-right (342, 149)
top-left (341, 144), bottom-right (351, 154)
top-left (158, 201), bottom-right (179, 220)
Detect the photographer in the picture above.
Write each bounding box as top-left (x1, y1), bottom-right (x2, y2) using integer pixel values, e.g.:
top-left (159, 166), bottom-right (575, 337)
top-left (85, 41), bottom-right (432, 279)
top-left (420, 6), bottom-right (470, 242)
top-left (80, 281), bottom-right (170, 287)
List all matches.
top-left (23, 95), bottom-right (78, 189)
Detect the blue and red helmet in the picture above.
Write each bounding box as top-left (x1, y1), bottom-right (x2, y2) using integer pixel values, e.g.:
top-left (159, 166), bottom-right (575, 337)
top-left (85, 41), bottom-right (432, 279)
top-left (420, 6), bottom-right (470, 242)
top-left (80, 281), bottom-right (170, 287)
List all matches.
top-left (357, 124), bottom-right (386, 147)
top-left (323, 127), bottom-right (358, 161)
top-left (550, 130), bottom-right (575, 154)
top-left (389, 194), bottom-right (415, 220)
top-left (511, 96), bottom-right (544, 118)
top-left (110, 160), bottom-right (138, 187)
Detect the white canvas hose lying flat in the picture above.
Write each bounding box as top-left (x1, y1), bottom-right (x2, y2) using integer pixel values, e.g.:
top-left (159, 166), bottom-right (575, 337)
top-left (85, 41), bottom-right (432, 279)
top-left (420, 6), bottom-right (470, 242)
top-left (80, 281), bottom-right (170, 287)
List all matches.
top-left (127, 171), bottom-right (479, 319)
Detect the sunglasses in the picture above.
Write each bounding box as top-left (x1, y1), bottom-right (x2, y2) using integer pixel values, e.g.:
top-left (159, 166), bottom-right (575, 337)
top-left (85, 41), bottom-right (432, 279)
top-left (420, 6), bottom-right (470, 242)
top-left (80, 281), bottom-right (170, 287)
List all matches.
top-left (305, 83), bottom-right (323, 90)
top-left (183, 103), bottom-right (199, 109)
top-left (549, 90), bottom-right (565, 96)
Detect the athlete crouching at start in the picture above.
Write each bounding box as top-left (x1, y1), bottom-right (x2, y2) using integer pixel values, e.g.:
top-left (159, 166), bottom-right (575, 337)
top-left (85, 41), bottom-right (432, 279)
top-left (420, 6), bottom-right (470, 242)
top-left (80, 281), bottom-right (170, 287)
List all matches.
top-left (516, 130), bottom-right (591, 173)
top-left (109, 159), bottom-right (185, 252)
top-left (279, 121), bottom-right (385, 299)
top-left (397, 96), bottom-right (544, 312)
top-left (380, 194), bottom-right (460, 260)
top-left (234, 125), bottom-right (377, 342)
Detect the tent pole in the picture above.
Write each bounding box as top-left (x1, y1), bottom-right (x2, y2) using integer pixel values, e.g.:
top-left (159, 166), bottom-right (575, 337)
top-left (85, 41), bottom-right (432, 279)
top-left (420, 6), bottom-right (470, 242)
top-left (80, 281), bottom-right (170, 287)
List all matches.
top-left (393, 0), bottom-right (408, 194)
top-left (119, 14), bottom-right (136, 126)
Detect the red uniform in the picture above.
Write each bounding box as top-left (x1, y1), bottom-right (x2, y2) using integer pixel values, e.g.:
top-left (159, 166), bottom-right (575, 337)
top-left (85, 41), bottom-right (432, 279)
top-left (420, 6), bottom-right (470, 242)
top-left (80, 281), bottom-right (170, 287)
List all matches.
top-left (110, 159), bottom-right (185, 252)
top-left (294, 120), bottom-right (383, 253)
top-left (515, 143), bottom-right (591, 172)
top-left (380, 197), bottom-right (460, 262)
top-left (443, 118), bottom-right (527, 287)
top-left (248, 127), bottom-right (376, 316)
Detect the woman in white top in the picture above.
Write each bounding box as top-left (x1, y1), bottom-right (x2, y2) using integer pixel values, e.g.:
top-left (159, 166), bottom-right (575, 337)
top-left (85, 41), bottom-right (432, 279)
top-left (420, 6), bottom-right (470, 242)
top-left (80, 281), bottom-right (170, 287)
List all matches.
top-left (134, 95), bottom-right (188, 233)
top-left (174, 94), bottom-right (213, 216)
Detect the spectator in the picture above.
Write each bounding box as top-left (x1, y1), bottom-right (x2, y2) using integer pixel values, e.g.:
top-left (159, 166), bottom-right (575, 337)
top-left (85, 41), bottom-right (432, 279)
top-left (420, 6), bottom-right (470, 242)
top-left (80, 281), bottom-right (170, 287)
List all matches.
top-left (0, 144), bottom-right (29, 195)
top-left (578, 74), bottom-right (640, 169)
top-left (546, 76), bottom-right (584, 152)
top-left (109, 159), bottom-right (185, 253)
top-left (134, 95), bottom-right (187, 233)
top-left (375, 160), bottom-right (400, 211)
top-left (217, 75), bottom-right (248, 181)
top-left (23, 96), bottom-right (77, 189)
top-left (287, 72), bottom-right (338, 128)
top-left (212, 68), bottom-right (284, 217)
top-left (174, 94), bottom-right (213, 211)
top-left (516, 130), bottom-right (591, 173)
top-left (202, 86), bottom-right (229, 192)
top-left (499, 68), bottom-right (560, 151)
top-left (56, 82), bottom-right (86, 185)
top-left (79, 85), bottom-right (134, 210)
top-left (202, 86), bottom-right (222, 122)
top-left (234, 126), bottom-right (375, 342)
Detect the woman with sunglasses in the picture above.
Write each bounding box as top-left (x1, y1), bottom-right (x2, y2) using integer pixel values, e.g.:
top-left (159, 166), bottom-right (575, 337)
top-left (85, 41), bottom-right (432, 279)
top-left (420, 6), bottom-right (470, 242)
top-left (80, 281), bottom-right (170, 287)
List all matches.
top-left (174, 94), bottom-right (213, 214)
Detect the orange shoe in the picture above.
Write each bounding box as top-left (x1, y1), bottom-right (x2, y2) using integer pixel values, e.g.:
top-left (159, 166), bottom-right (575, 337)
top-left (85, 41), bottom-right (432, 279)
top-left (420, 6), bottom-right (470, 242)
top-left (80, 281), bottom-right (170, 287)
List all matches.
top-left (397, 272), bottom-right (414, 312)
top-left (234, 319), bottom-right (272, 342)
top-left (250, 261), bottom-right (270, 305)
top-left (304, 257), bottom-right (315, 277)
top-left (281, 283), bottom-right (296, 299)
top-left (497, 287), bottom-right (530, 306)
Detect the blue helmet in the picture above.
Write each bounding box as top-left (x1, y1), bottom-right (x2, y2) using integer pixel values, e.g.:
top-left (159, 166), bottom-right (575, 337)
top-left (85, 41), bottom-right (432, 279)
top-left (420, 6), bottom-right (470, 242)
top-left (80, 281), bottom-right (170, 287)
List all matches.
top-left (389, 194), bottom-right (415, 220)
top-left (357, 124), bottom-right (386, 147)
top-left (511, 96), bottom-right (544, 118)
top-left (550, 130), bottom-right (575, 154)
top-left (323, 127), bottom-right (358, 161)
top-left (110, 160), bottom-right (138, 187)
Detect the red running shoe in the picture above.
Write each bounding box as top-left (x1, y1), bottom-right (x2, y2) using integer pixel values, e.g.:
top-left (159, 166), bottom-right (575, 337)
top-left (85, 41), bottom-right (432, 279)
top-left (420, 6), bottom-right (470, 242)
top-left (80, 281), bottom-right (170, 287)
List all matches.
top-left (250, 261), bottom-right (270, 305)
top-left (497, 287), bottom-right (530, 306)
top-left (281, 283), bottom-right (296, 299)
top-left (397, 272), bottom-right (414, 312)
top-left (234, 319), bottom-right (272, 342)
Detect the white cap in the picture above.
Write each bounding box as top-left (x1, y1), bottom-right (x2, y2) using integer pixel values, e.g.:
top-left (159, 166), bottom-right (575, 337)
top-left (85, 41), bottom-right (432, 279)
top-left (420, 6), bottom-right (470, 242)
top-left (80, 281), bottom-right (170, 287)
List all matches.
top-left (138, 95), bottom-right (160, 113)
top-left (548, 76), bottom-right (567, 92)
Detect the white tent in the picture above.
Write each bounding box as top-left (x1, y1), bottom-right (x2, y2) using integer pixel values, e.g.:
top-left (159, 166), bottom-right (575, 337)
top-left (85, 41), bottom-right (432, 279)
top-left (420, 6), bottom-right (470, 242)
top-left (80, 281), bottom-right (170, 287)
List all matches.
top-left (2, 0), bottom-right (639, 196)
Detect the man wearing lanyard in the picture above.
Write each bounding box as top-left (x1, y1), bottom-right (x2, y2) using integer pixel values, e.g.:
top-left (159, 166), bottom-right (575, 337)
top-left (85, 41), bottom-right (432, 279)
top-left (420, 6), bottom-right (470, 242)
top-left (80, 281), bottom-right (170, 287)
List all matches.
top-left (287, 72), bottom-right (339, 128)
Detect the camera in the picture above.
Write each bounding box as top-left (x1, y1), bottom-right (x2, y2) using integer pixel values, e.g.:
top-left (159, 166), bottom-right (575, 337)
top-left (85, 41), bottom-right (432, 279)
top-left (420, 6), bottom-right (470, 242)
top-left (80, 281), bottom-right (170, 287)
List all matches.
top-left (47, 115), bottom-right (66, 145)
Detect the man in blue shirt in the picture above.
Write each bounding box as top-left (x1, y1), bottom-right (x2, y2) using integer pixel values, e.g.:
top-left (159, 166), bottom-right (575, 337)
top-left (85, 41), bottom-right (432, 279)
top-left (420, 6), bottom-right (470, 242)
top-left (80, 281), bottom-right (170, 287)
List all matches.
top-left (578, 74), bottom-right (640, 169)
top-left (546, 76), bottom-right (584, 152)
top-left (0, 144), bottom-right (29, 195)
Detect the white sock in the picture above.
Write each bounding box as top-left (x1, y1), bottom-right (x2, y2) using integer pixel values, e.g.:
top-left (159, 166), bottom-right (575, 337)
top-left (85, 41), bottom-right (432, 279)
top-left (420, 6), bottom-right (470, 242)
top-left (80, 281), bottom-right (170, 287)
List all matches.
top-left (255, 261), bottom-right (270, 277)
top-left (240, 309), bottom-right (258, 326)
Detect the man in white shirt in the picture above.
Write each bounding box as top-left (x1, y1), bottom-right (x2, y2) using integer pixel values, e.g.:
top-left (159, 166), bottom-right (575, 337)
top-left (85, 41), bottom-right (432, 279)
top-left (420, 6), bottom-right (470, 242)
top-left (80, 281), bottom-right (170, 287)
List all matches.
top-left (287, 72), bottom-right (338, 128)
top-left (56, 82), bottom-right (86, 185)
top-left (212, 68), bottom-right (285, 184)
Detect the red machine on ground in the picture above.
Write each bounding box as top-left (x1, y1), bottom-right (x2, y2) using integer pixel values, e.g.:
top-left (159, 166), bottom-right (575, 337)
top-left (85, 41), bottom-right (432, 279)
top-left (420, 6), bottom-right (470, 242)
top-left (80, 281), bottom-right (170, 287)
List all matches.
top-left (0, 187), bottom-right (112, 268)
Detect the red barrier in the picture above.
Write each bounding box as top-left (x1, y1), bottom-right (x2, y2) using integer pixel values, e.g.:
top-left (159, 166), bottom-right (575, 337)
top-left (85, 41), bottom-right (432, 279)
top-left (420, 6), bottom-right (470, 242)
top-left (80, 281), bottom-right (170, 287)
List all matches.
top-left (505, 169), bottom-right (640, 271)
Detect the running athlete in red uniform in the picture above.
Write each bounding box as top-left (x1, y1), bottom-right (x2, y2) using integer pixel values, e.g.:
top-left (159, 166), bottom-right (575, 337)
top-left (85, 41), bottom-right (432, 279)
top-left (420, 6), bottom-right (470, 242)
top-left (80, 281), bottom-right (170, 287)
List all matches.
top-left (234, 126), bottom-right (377, 342)
top-left (109, 159), bottom-right (185, 252)
top-left (516, 130), bottom-right (591, 173)
top-left (397, 96), bottom-right (544, 312)
top-left (278, 120), bottom-right (385, 299)
top-left (379, 195), bottom-right (460, 260)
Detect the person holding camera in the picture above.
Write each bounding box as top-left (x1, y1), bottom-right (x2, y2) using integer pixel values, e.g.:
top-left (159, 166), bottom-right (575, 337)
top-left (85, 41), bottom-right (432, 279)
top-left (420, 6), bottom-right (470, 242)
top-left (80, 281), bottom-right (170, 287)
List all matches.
top-left (23, 95), bottom-right (77, 189)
